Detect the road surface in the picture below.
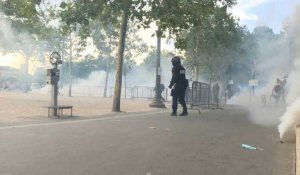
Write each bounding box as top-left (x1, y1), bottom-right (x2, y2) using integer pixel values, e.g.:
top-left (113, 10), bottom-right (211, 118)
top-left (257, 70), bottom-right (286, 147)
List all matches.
top-left (0, 105), bottom-right (294, 175)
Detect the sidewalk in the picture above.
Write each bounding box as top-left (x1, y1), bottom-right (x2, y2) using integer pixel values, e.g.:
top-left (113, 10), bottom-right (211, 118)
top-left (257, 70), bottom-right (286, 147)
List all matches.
top-left (0, 91), bottom-right (165, 122)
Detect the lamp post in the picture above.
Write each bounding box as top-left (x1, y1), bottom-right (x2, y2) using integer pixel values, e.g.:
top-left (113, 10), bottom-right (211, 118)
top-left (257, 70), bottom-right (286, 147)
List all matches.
top-left (149, 28), bottom-right (165, 108)
top-left (68, 33), bottom-right (73, 97)
top-left (47, 52), bottom-right (62, 116)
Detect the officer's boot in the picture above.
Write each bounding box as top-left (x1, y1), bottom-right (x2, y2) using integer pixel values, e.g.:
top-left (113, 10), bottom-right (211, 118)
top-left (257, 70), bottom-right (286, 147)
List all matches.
top-left (171, 106), bottom-right (177, 116)
top-left (179, 104), bottom-right (188, 116)
top-left (171, 111), bottom-right (177, 116)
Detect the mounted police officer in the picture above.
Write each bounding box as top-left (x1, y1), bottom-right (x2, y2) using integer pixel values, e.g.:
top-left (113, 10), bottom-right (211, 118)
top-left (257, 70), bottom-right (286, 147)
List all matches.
top-left (168, 56), bottom-right (189, 116)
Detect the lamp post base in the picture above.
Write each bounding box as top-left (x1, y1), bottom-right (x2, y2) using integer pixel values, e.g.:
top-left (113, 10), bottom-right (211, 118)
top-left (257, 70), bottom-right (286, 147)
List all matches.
top-left (149, 97), bottom-right (166, 108)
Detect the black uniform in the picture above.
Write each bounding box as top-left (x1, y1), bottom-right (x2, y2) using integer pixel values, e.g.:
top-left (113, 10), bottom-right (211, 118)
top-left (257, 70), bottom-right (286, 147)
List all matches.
top-left (169, 64), bottom-right (188, 115)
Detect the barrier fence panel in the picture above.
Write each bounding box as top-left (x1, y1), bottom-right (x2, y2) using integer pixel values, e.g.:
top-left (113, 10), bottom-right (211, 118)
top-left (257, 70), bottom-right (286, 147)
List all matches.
top-left (185, 87), bottom-right (192, 105)
top-left (108, 87), bottom-right (135, 99)
top-left (201, 83), bottom-right (210, 107)
top-left (55, 85), bottom-right (170, 101)
top-left (187, 81), bottom-right (210, 108)
top-left (132, 86), bottom-right (155, 100)
top-left (61, 82), bottom-right (214, 107)
top-left (122, 87), bottom-right (134, 98)
top-left (60, 82), bottom-right (214, 107)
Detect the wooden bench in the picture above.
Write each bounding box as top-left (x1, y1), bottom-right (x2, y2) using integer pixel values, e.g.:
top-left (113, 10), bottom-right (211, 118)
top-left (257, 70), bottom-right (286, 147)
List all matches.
top-left (44, 105), bottom-right (73, 117)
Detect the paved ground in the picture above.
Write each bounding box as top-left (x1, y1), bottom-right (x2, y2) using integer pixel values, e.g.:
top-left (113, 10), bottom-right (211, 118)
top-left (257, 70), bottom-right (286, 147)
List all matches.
top-left (0, 91), bottom-right (155, 122)
top-left (0, 105), bottom-right (294, 175)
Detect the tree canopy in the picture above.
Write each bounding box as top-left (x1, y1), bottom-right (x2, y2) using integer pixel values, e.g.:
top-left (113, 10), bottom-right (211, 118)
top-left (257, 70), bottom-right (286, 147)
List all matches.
top-left (1, 0), bottom-right (287, 108)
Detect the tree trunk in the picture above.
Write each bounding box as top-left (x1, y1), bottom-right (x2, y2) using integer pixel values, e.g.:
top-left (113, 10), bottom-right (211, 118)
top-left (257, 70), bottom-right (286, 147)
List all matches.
top-left (68, 33), bottom-right (73, 97)
top-left (124, 67), bottom-right (127, 98)
top-left (220, 71), bottom-right (224, 99)
top-left (194, 65), bottom-right (199, 81)
top-left (24, 56), bottom-right (29, 93)
top-left (209, 64), bottom-right (213, 108)
top-left (209, 65), bottom-right (213, 86)
top-left (112, 8), bottom-right (129, 112)
top-left (22, 49), bottom-right (32, 93)
top-left (103, 38), bottom-right (111, 98)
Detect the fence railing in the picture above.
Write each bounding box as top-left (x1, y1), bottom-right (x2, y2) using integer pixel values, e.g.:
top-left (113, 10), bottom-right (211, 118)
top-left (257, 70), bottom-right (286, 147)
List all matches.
top-left (130, 86), bottom-right (169, 101)
top-left (186, 81), bottom-right (211, 108)
top-left (61, 85), bottom-right (169, 101)
top-left (131, 86), bottom-right (154, 99)
top-left (33, 82), bottom-right (213, 108)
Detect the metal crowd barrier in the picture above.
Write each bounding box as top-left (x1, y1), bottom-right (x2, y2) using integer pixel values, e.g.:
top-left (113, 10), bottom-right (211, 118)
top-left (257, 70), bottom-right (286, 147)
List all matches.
top-left (131, 86), bottom-right (169, 101)
top-left (37, 81), bottom-right (219, 109)
top-left (186, 81), bottom-right (211, 108)
top-left (108, 87), bottom-right (134, 99)
top-left (107, 86), bottom-right (169, 101)
top-left (131, 86), bottom-right (154, 99)
top-left (47, 84), bottom-right (170, 101)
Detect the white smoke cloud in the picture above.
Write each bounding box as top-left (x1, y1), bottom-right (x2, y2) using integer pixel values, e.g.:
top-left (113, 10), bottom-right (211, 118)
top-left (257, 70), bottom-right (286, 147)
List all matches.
top-left (0, 13), bottom-right (19, 51)
top-left (0, 9), bottom-right (50, 77)
top-left (37, 61), bottom-right (173, 97)
top-left (227, 7), bottom-right (298, 132)
top-left (278, 98), bottom-right (300, 142)
top-left (57, 71), bottom-right (110, 97)
top-left (278, 4), bottom-right (300, 142)
top-left (285, 59), bottom-right (300, 103)
top-left (227, 4), bottom-right (300, 142)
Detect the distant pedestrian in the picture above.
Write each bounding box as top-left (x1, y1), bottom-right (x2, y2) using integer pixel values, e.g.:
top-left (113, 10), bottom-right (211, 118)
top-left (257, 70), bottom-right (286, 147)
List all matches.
top-left (154, 83), bottom-right (165, 102)
top-left (168, 56), bottom-right (189, 116)
top-left (272, 78), bottom-right (282, 106)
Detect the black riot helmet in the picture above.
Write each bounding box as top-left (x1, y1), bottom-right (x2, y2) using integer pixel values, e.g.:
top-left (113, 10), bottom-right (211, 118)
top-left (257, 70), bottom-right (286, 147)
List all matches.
top-left (171, 56), bottom-right (181, 66)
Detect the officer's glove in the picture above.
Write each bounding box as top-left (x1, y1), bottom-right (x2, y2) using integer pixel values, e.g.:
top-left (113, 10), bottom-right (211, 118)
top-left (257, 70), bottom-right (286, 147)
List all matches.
top-left (168, 85), bottom-right (172, 89)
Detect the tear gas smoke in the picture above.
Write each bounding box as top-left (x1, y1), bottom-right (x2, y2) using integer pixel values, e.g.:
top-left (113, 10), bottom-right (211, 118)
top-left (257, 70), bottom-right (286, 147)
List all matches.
top-left (227, 11), bottom-right (299, 130)
top-left (227, 59), bottom-right (289, 127)
top-left (278, 4), bottom-right (300, 142)
top-left (229, 4), bottom-right (300, 142)
top-left (0, 13), bottom-right (19, 50)
top-left (278, 98), bottom-right (300, 142)
top-left (0, 9), bottom-right (51, 84)
top-left (35, 62), bottom-right (173, 98)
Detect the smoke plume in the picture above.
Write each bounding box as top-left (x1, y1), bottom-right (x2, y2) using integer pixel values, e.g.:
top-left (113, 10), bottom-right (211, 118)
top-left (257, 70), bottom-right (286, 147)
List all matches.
top-left (278, 4), bottom-right (300, 142)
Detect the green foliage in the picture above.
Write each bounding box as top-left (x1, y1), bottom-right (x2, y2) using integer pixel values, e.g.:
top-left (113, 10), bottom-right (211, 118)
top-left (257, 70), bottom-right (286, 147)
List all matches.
top-left (251, 26), bottom-right (290, 83)
top-left (123, 59), bottom-right (136, 75)
top-left (58, 1), bottom-right (90, 37)
top-left (87, 20), bottom-right (118, 66)
top-left (0, 0), bottom-right (50, 36)
top-left (0, 0), bottom-right (62, 58)
top-left (72, 57), bottom-right (107, 78)
top-left (142, 49), bottom-right (171, 70)
top-left (182, 6), bottom-right (245, 83)
top-left (124, 21), bottom-right (149, 67)
top-left (141, 50), bottom-right (157, 70)
top-left (138, 0), bottom-right (236, 38)
top-left (228, 31), bottom-right (257, 85)
top-left (57, 0), bottom-right (145, 38)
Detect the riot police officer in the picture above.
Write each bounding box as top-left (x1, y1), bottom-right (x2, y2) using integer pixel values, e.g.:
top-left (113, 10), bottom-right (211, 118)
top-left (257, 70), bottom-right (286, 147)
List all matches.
top-left (168, 56), bottom-right (189, 116)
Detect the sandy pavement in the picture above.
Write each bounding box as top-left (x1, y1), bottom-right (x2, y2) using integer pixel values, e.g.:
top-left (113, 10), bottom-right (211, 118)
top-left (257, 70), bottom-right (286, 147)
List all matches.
top-left (0, 91), bottom-right (162, 122)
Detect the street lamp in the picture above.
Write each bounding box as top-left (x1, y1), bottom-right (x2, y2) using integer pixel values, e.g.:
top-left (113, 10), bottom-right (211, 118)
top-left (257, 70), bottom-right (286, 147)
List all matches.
top-left (50, 51), bottom-right (62, 65)
top-left (149, 28), bottom-right (165, 108)
top-left (47, 51), bottom-right (62, 116)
